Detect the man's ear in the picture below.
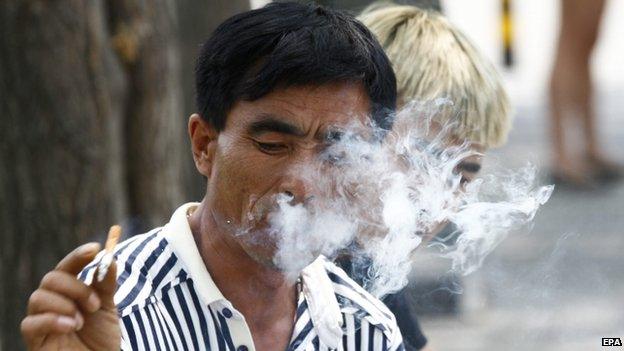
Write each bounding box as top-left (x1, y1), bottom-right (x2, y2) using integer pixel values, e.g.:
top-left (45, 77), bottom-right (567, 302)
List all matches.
top-left (188, 114), bottom-right (218, 177)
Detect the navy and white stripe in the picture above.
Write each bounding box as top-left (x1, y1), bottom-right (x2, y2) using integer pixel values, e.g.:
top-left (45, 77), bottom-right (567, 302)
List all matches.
top-left (81, 220), bottom-right (403, 350)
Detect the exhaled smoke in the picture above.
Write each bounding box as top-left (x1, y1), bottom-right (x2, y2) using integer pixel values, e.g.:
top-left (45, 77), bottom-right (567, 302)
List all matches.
top-left (440, 165), bottom-right (553, 275)
top-left (267, 100), bottom-right (554, 298)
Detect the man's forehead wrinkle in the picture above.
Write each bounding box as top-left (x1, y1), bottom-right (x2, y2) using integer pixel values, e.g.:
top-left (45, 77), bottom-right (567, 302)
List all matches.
top-left (271, 95), bottom-right (362, 118)
top-left (248, 113), bottom-right (306, 137)
top-left (272, 83), bottom-right (369, 111)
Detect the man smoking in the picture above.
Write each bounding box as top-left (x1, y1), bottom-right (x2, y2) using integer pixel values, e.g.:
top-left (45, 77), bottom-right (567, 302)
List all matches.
top-left (21, 3), bottom-right (405, 350)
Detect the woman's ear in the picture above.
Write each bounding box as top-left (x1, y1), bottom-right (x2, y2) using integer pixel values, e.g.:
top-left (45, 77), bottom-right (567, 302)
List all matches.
top-left (188, 114), bottom-right (218, 177)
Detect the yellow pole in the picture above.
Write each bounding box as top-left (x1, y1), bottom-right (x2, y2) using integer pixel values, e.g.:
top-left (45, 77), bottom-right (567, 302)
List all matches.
top-left (501, 0), bottom-right (514, 67)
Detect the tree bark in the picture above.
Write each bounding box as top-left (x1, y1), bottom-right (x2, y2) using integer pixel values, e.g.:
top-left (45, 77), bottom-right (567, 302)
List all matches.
top-left (0, 2), bottom-right (127, 349)
top-left (107, 0), bottom-right (187, 230)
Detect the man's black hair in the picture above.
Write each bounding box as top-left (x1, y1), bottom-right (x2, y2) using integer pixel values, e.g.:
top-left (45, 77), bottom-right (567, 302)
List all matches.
top-left (195, 2), bottom-right (397, 131)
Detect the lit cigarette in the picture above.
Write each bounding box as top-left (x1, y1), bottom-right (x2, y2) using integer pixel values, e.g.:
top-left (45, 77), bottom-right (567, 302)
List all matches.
top-left (96, 225), bottom-right (121, 283)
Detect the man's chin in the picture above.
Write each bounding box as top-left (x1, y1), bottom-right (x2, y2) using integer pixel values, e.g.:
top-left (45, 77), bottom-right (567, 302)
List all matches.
top-left (237, 238), bottom-right (284, 271)
top-left (248, 251), bottom-right (281, 271)
top-left (247, 247), bottom-right (321, 279)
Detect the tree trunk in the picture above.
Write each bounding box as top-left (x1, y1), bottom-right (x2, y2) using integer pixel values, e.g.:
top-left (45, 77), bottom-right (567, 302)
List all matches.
top-left (0, 0), bottom-right (251, 348)
top-left (107, 0), bottom-right (187, 230)
top-left (0, 2), bottom-right (126, 349)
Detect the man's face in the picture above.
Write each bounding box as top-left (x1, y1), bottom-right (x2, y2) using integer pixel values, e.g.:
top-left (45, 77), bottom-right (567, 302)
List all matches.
top-left (204, 82), bottom-right (371, 267)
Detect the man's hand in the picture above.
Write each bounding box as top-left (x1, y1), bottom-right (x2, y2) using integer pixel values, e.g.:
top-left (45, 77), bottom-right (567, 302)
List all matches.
top-left (21, 243), bottom-right (121, 350)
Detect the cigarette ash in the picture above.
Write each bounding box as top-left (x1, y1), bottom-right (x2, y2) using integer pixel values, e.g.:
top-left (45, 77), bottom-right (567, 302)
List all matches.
top-left (265, 99), bottom-right (553, 299)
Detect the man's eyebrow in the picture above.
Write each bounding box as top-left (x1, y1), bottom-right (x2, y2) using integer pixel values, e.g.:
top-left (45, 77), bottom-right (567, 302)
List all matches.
top-left (248, 115), bottom-right (306, 137)
top-left (456, 161), bottom-right (482, 173)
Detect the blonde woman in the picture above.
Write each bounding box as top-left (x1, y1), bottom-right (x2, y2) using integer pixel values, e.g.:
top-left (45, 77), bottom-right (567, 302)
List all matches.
top-left (354, 4), bottom-right (512, 350)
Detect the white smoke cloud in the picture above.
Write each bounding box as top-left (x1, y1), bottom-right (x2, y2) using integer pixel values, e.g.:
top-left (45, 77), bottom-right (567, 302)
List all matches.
top-left (265, 100), bottom-right (554, 298)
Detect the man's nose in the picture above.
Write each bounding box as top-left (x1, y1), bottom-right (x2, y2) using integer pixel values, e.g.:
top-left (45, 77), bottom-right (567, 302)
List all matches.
top-left (278, 176), bottom-right (316, 205)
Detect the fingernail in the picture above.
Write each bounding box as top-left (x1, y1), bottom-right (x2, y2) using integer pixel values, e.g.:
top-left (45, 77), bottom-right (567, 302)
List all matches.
top-left (87, 292), bottom-right (101, 312)
top-left (74, 311), bottom-right (84, 330)
top-left (78, 243), bottom-right (100, 255)
top-left (57, 316), bottom-right (77, 330)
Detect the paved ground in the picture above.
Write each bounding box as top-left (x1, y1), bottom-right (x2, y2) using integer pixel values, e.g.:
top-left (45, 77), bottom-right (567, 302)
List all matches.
top-left (411, 92), bottom-right (624, 350)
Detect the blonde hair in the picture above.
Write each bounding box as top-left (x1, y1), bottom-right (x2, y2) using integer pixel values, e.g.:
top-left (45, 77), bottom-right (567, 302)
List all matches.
top-left (358, 4), bottom-right (512, 148)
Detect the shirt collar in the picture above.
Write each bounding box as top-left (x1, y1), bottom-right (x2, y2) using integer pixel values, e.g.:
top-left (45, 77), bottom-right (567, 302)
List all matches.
top-left (163, 203), bottom-right (344, 348)
top-left (162, 202), bottom-right (225, 305)
top-left (301, 256), bottom-right (344, 349)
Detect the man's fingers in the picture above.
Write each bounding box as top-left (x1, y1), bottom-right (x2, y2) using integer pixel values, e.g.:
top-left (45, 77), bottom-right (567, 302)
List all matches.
top-left (21, 313), bottom-right (78, 344)
top-left (27, 290), bottom-right (86, 330)
top-left (27, 289), bottom-right (81, 318)
top-left (39, 270), bottom-right (101, 313)
top-left (55, 242), bottom-right (101, 275)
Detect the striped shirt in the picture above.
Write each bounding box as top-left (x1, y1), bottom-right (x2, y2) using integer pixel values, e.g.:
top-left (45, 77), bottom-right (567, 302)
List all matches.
top-left (80, 203), bottom-right (404, 351)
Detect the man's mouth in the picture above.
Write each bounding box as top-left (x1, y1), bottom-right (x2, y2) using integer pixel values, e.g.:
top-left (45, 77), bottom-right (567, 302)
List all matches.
top-left (245, 195), bottom-right (278, 227)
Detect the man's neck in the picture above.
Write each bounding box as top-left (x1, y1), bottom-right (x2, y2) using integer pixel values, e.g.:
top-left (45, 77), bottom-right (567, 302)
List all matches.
top-left (187, 201), bottom-right (297, 330)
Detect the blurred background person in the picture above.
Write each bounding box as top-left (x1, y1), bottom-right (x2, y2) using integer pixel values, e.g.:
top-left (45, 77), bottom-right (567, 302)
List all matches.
top-left (352, 4), bottom-right (512, 350)
top-left (549, 0), bottom-right (622, 187)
